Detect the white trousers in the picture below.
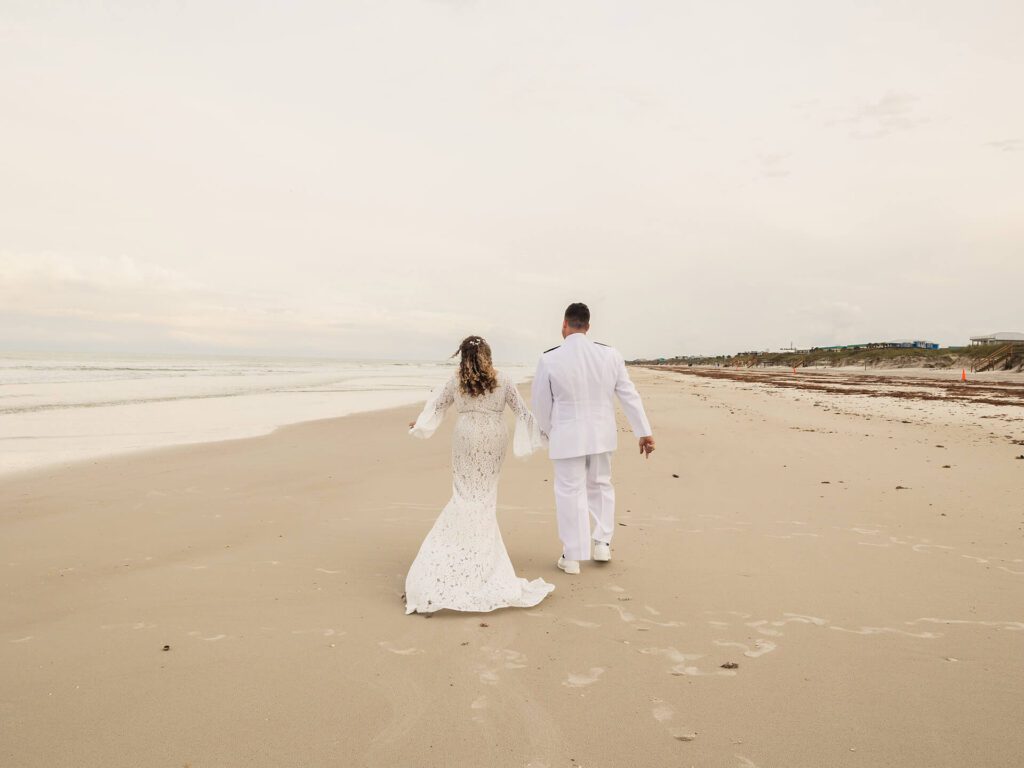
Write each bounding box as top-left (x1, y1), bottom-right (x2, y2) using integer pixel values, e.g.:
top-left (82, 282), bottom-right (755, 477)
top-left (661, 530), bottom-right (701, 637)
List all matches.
top-left (552, 452), bottom-right (614, 561)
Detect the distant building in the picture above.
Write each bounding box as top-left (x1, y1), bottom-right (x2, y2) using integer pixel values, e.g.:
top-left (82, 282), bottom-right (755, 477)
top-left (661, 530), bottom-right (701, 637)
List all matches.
top-left (888, 339), bottom-right (941, 350)
top-left (970, 331), bottom-right (1024, 346)
top-left (810, 340), bottom-right (939, 352)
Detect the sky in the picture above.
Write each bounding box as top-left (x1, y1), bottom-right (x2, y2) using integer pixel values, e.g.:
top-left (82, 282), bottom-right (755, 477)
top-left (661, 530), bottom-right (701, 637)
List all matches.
top-left (1, 0), bottom-right (1022, 362)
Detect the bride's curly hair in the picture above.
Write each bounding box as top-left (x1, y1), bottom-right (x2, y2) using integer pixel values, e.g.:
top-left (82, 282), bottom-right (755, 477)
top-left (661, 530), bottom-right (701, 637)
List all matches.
top-left (453, 335), bottom-right (498, 397)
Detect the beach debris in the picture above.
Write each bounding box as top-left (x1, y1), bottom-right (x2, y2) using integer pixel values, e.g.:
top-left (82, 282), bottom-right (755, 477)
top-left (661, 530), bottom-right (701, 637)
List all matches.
top-left (1015, 455), bottom-right (1024, 460)
top-left (672, 473), bottom-right (679, 478)
top-left (720, 661), bottom-right (739, 669)
top-left (161, 645), bottom-right (170, 652)
top-left (479, 622), bottom-right (489, 628)
top-left (936, 445), bottom-right (945, 448)
top-left (895, 485), bottom-right (910, 490)
top-left (942, 465), bottom-right (951, 468)
top-left (821, 481), bottom-right (830, 484)
top-left (618, 522), bottom-right (628, 527)
top-left (674, 732), bottom-right (698, 742)
top-left (460, 642), bottom-right (469, 646)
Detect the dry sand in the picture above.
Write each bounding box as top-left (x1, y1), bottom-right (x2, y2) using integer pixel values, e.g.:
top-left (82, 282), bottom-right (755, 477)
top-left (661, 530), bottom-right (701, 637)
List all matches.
top-left (2, 368), bottom-right (1023, 767)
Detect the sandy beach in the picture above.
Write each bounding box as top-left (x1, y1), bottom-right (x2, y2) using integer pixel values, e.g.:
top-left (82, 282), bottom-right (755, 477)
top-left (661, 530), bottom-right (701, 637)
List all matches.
top-left (2, 368), bottom-right (1023, 768)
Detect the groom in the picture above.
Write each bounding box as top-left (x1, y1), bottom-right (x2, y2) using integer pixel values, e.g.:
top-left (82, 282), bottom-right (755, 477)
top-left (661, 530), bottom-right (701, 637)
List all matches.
top-left (531, 303), bottom-right (655, 575)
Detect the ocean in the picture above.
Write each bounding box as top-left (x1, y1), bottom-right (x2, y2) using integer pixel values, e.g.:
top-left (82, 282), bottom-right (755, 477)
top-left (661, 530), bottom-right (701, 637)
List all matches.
top-left (0, 353), bottom-right (533, 476)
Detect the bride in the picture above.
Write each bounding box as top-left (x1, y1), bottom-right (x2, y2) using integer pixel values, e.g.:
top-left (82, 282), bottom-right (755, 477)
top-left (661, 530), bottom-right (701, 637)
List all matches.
top-left (404, 335), bottom-right (555, 614)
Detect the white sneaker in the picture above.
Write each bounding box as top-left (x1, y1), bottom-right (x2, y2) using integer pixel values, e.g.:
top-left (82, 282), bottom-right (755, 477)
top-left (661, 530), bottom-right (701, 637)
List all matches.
top-left (557, 555), bottom-right (580, 575)
top-left (593, 541), bottom-right (611, 562)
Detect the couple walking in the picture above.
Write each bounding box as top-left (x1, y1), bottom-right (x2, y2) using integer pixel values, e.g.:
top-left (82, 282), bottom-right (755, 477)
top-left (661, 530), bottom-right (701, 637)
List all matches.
top-left (404, 303), bottom-right (654, 614)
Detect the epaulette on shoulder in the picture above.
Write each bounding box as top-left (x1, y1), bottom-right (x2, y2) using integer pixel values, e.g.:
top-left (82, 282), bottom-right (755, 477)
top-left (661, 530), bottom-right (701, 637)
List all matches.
top-left (543, 345), bottom-right (561, 353)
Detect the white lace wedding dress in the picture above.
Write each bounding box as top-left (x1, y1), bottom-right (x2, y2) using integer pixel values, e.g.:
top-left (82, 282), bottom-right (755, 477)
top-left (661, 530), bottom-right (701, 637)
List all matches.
top-left (404, 371), bottom-right (555, 614)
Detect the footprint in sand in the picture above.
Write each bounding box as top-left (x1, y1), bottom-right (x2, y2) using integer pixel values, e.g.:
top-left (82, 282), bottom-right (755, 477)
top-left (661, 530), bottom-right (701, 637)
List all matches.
top-left (291, 628), bottom-right (342, 637)
top-left (650, 699), bottom-right (699, 740)
top-left (714, 639), bottom-right (777, 658)
top-left (908, 618), bottom-right (1024, 632)
top-left (483, 647), bottom-right (528, 669)
top-left (587, 603), bottom-right (684, 628)
top-left (830, 626), bottom-right (940, 638)
top-left (911, 543), bottom-right (954, 553)
top-left (705, 610), bottom-right (753, 620)
top-left (744, 620), bottom-right (783, 636)
top-left (476, 647), bottom-right (528, 684)
top-left (638, 651), bottom-right (737, 679)
top-left (563, 668), bottom-right (604, 688)
top-left (187, 631), bottom-right (227, 641)
top-left (651, 699), bottom-right (674, 722)
top-left (639, 647), bottom-right (734, 677)
top-left (378, 641), bottom-right (424, 655)
top-left (747, 613), bottom-right (827, 636)
top-left (470, 694), bottom-right (488, 722)
top-left (588, 603), bottom-right (635, 622)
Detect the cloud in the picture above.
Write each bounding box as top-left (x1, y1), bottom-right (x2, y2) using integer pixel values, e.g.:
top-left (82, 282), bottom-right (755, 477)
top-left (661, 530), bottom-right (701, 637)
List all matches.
top-left (755, 152), bottom-right (791, 179)
top-left (985, 138), bottom-right (1022, 152)
top-left (0, 20), bottom-right (28, 35)
top-left (832, 91), bottom-right (927, 139)
top-left (0, 253), bottom-right (203, 294)
top-left (0, 252), bottom-right (510, 358)
top-left (786, 299), bottom-right (867, 347)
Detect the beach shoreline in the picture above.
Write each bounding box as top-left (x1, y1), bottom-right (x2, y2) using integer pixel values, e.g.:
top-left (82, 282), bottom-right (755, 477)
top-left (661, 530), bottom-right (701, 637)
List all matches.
top-left (0, 354), bottom-right (535, 478)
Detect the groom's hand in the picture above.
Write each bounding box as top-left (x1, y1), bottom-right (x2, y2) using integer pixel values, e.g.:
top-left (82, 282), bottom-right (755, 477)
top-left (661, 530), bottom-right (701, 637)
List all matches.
top-left (639, 435), bottom-right (655, 458)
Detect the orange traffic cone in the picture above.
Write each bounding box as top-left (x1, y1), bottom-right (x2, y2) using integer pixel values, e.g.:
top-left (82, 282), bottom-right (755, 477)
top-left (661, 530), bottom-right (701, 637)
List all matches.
top-left (961, 369), bottom-right (967, 382)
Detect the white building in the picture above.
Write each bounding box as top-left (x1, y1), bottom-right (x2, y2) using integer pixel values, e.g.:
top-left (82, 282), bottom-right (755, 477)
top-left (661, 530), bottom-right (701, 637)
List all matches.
top-left (969, 331), bottom-right (1024, 346)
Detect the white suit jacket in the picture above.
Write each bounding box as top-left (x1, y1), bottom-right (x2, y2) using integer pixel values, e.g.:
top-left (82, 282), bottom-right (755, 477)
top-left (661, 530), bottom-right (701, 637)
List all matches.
top-left (530, 333), bottom-right (652, 460)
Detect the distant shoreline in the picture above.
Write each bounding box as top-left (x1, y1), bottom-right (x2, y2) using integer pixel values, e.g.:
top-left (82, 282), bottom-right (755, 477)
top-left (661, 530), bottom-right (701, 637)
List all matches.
top-left (632, 344), bottom-right (1024, 373)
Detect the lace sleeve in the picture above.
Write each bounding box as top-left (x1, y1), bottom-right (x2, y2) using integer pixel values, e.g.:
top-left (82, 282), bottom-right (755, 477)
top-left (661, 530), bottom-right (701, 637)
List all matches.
top-left (409, 375), bottom-right (457, 439)
top-left (505, 375), bottom-right (546, 458)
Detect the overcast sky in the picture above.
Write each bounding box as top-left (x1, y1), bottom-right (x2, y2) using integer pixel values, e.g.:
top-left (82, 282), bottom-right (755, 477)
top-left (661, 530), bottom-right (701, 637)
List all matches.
top-left (1, 0), bottom-right (1021, 361)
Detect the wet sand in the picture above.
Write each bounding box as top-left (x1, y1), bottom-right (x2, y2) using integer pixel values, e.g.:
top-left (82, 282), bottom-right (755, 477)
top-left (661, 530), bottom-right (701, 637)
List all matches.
top-left (2, 369), bottom-right (1022, 767)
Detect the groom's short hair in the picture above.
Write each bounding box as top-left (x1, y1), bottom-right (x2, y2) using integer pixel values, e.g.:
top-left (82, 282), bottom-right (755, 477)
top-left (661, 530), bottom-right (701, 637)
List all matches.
top-left (564, 302), bottom-right (590, 329)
